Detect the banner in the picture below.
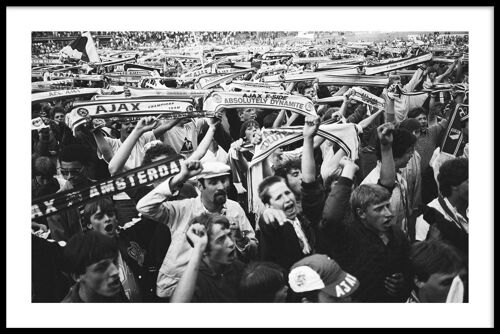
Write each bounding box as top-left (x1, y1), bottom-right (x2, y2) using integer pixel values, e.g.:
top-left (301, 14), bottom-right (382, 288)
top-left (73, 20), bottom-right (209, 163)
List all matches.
top-left (32, 79), bottom-right (74, 90)
top-left (204, 91), bottom-right (316, 118)
top-left (196, 69), bottom-right (254, 89)
top-left (257, 64), bottom-right (288, 76)
top-left (363, 53), bottom-right (433, 75)
top-left (180, 67), bottom-right (213, 81)
top-left (348, 87), bottom-right (386, 110)
top-left (440, 104), bottom-right (468, 156)
top-left (32, 88), bottom-right (102, 103)
top-left (292, 57), bottom-right (333, 64)
top-left (248, 123), bottom-right (360, 167)
top-left (31, 155), bottom-right (184, 219)
top-left (222, 81), bottom-right (285, 93)
top-left (318, 75), bottom-right (389, 87)
top-left (106, 70), bottom-right (157, 78)
top-left (431, 57), bottom-right (457, 64)
top-left (127, 87), bottom-right (211, 99)
top-left (67, 99), bottom-right (195, 130)
top-left (47, 72), bottom-right (104, 81)
top-left (124, 63), bottom-right (162, 72)
top-left (94, 55), bottom-right (137, 67)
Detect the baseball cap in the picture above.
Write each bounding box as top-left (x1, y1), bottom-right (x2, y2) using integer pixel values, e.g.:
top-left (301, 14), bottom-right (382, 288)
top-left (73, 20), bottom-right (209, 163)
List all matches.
top-left (288, 254), bottom-right (360, 299)
top-left (196, 161), bottom-right (231, 180)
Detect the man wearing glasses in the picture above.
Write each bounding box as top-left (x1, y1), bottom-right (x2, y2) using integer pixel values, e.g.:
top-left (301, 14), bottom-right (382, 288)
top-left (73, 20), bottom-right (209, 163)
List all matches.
top-left (46, 144), bottom-right (96, 242)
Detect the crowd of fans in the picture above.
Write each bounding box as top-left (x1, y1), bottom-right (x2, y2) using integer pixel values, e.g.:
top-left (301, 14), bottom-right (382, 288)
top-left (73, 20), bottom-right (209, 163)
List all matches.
top-left (31, 31), bottom-right (469, 306)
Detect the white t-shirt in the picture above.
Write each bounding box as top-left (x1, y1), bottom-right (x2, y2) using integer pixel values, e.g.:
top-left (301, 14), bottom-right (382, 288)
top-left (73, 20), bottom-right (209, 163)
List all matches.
top-left (97, 131), bottom-right (156, 200)
top-left (200, 145), bottom-right (229, 164)
top-left (161, 121), bottom-right (198, 157)
top-left (98, 131), bottom-right (156, 172)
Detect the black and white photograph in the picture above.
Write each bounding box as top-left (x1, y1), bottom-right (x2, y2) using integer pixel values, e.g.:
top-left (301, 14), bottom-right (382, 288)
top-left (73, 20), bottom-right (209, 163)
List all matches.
top-left (6, 6), bottom-right (493, 328)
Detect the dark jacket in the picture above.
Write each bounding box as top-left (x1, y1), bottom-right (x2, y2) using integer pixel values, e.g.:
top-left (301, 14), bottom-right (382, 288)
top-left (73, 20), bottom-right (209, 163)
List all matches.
top-left (191, 259), bottom-right (245, 303)
top-left (258, 178), bottom-right (324, 271)
top-left (423, 205), bottom-right (468, 260)
top-left (319, 177), bottom-right (411, 302)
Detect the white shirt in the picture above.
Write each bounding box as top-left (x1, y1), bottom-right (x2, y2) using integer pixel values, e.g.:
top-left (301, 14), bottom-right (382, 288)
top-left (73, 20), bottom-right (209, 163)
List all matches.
top-left (200, 145), bottom-right (229, 164)
top-left (136, 177), bottom-right (257, 298)
top-left (160, 121), bottom-right (198, 157)
top-left (97, 131), bottom-right (156, 200)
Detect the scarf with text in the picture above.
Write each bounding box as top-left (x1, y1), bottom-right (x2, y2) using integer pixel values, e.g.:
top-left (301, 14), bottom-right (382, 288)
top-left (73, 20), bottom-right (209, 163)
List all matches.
top-left (32, 155), bottom-right (184, 220)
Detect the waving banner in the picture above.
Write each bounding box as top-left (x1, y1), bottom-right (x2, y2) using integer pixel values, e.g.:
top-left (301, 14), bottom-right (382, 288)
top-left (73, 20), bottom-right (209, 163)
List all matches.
top-left (363, 53), bottom-right (433, 75)
top-left (291, 57), bottom-right (332, 64)
top-left (47, 72), bottom-right (104, 81)
top-left (93, 55), bottom-right (137, 67)
top-left (127, 87), bottom-right (211, 99)
top-left (222, 80), bottom-right (285, 93)
top-left (32, 88), bottom-right (102, 103)
top-left (180, 67), bottom-right (213, 81)
top-left (67, 99), bottom-right (195, 131)
top-left (249, 123), bottom-right (360, 168)
top-left (257, 64), bottom-right (288, 76)
top-left (318, 75), bottom-right (389, 87)
top-left (196, 69), bottom-right (254, 89)
top-left (32, 155), bottom-right (184, 220)
top-left (32, 79), bottom-right (74, 91)
top-left (204, 91), bottom-right (316, 117)
top-left (348, 87), bottom-right (386, 110)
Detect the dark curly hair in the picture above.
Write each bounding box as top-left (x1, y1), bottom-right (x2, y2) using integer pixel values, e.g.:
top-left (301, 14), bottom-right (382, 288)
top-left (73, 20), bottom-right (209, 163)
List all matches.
top-left (59, 144), bottom-right (92, 165)
top-left (142, 143), bottom-right (177, 166)
top-left (437, 157), bottom-right (468, 197)
top-left (375, 128), bottom-right (417, 160)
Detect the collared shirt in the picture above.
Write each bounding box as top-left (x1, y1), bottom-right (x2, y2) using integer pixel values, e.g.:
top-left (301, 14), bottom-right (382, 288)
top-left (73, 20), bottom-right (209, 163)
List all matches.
top-left (136, 177), bottom-right (257, 298)
top-left (290, 218), bottom-right (312, 255)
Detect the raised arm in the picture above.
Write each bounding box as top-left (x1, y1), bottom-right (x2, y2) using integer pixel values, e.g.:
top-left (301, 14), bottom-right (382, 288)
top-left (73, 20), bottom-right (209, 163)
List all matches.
top-left (404, 66), bottom-right (426, 92)
top-left (188, 117), bottom-right (219, 161)
top-left (136, 160), bottom-right (203, 224)
top-left (153, 118), bottom-right (182, 139)
top-left (302, 115), bottom-right (320, 183)
top-left (321, 157), bottom-right (359, 231)
top-left (377, 122), bottom-right (396, 189)
top-left (272, 109), bottom-right (287, 128)
top-left (108, 116), bottom-right (158, 175)
top-left (435, 59), bottom-right (458, 83)
top-left (170, 223), bottom-right (207, 303)
top-left (384, 86), bottom-right (397, 124)
top-left (92, 125), bottom-right (114, 163)
top-left (357, 108), bottom-right (384, 130)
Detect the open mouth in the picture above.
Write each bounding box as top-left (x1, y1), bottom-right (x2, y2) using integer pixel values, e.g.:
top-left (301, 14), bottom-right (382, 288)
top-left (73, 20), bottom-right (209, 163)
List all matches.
top-left (104, 224), bottom-right (115, 234)
top-left (109, 279), bottom-right (121, 290)
top-left (284, 203), bottom-right (296, 215)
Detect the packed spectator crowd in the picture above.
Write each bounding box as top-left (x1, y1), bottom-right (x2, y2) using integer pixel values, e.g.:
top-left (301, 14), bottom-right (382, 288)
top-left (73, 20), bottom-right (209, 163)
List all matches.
top-left (31, 30), bottom-right (469, 305)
